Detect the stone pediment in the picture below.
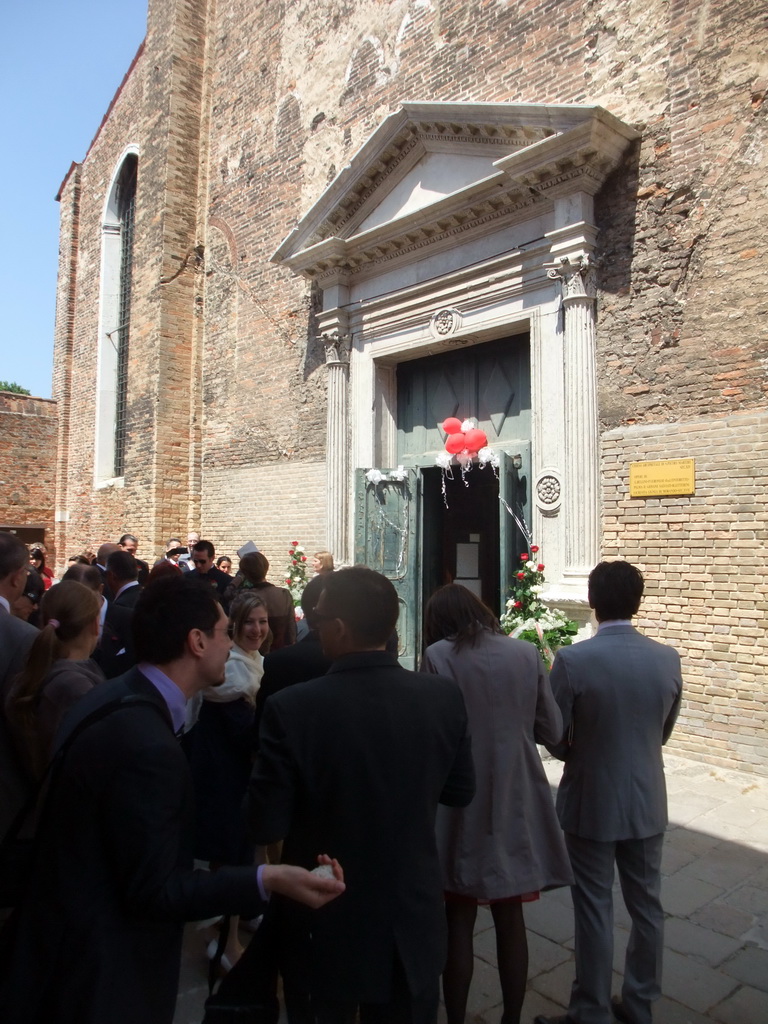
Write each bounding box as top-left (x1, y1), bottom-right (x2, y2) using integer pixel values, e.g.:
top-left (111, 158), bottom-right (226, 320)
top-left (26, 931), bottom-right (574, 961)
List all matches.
top-left (272, 102), bottom-right (638, 281)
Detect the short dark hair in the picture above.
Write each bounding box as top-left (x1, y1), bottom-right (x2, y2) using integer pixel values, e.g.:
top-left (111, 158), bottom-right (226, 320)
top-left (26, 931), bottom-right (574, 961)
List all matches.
top-left (0, 532), bottom-right (29, 579)
top-left (21, 568), bottom-right (46, 604)
top-left (106, 549), bottom-right (139, 583)
top-left (147, 560), bottom-right (183, 585)
top-left (133, 576), bottom-right (221, 664)
top-left (300, 573), bottom-right (326, 627)
top-left (119, 534), bottom-right (138, 546)
top-left (62, 563), bottom-right (104, 591)
top-left (588, 560), bottom-right (644, 621)
top-left (192, 540), bottom-right (215, 560)
top-left (239, 551), bottom-right (268, 582)
top-left (321, 566), bottom-right (399, 647)
top-left (424, 583), bottom-right (501, 650)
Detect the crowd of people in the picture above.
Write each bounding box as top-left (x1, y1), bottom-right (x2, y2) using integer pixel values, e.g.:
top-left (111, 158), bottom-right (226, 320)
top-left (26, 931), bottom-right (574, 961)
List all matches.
top-left (0, 528), bottom-right (682, 1024)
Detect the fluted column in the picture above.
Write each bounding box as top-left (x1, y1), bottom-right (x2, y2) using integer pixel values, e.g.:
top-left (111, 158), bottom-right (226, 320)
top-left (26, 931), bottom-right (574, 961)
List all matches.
top-left (323, 330), bottom-right (351, 562)
top-left (547, 255), bottom-right (600, 585)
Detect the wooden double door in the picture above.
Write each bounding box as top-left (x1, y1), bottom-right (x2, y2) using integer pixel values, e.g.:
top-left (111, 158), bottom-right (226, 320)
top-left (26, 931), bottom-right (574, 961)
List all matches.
top-left (355, 334), bottom-right (531, 665)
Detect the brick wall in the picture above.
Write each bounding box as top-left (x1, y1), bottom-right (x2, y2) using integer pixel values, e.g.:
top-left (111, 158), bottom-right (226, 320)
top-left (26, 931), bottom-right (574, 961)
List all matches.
top-left (201, 461), bottom-right (328, 583)
top-left (52, 0), bottom-right (768, 769)
top-left (0, 392), bottom-right (58, 552)
top-left (602, 412), bottom-right (768, 775)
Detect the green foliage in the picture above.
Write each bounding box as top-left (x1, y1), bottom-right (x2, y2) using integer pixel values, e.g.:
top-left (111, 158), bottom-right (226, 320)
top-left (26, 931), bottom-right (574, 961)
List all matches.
top-left (500, 546), bottom-right (578, 668)
top-left (0, 380), bottom-right (31, 395)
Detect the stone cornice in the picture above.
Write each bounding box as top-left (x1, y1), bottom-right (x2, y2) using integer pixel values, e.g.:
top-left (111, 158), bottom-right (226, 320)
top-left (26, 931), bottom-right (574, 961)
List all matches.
top-left (273, 104), bottom-right (638, 284)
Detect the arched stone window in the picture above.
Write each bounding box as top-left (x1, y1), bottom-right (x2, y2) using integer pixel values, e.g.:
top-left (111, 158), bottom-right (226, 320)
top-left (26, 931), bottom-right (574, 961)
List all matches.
top-left (95, 150), bottom-right (138, 483)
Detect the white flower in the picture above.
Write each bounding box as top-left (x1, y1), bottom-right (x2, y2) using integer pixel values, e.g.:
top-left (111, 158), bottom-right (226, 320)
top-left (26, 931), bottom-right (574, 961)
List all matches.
top-left (530, 584), bottom-right (543, 594)
top-left (435, 451), bottom-right (452, 469)
top-left (366, 468), bottom-right (383, 485)
top-left (477, 446), bottom-right (500, 468)
top-left (389, 465), bottom-right (408, 482)
top-left (526, 561), bottom-right (536, 570)
top-left (460, 418), bottom-right (475, 432)
top-left (294, 545), bottom-right (304, 552)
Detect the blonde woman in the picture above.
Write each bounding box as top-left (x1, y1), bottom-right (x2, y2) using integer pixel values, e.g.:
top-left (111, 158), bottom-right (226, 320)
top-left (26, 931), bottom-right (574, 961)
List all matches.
top-left (188, 591), bottom-right (271, 969)
top-left (311, 550), bottom-right (334, 575)
top-left (6, 580), bottom-right (103, 780)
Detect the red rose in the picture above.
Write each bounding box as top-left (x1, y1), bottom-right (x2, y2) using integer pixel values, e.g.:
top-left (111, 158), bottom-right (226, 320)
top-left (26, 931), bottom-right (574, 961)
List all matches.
top-left (285, 578), bottom-right (291, 584)
top-left (517, 571), bottom-right (525, 579)
top-left (531, 545), bottom-right (539, 553)
top-left (292, 559), bottom-right (297, 564)
top-left (520, 552), bottom-right (529, 560)
top-left (537, 563), bottom-right (545, 571)
top-left (292, 540), bottom-right (298, 546)
top-left (288, 549), bottom-right (293, 554)
top-left (301, 555), bottom-right (307, 561)
top-left (514, 600), bottom-right (522, 609)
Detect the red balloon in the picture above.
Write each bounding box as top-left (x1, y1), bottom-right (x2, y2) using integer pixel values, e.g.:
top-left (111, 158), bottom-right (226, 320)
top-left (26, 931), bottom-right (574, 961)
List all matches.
top-left (442, 417), bottom-right (462, 434)
top-left (445, 433), bottom-right (466, 454)
top-left (463, 428), bottom-right (488, 453)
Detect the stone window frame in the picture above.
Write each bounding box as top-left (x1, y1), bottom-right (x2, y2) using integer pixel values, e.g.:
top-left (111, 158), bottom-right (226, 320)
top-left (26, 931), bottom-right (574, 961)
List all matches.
top-left (94, 146), bottom-right (139, 488)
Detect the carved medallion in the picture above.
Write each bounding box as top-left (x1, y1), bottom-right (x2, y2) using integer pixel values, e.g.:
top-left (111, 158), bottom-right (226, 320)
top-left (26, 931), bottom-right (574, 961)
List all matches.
top-left (429, 308), bottom-right (463, 340)
top-left (535, 471), bottom-right (562, 515)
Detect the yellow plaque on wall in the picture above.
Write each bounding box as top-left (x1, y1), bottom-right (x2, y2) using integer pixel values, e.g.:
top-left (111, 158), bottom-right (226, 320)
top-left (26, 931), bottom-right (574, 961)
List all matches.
top-left (629, 458), bottom-right (695, 497)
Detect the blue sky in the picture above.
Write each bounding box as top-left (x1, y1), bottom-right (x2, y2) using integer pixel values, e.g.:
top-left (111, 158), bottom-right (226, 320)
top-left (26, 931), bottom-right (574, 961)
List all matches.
top-left (0, 0), bottom-right (148, 399)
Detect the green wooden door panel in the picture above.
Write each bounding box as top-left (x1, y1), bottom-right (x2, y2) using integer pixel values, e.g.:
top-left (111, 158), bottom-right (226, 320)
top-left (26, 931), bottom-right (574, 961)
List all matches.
top-left (498, 444), bottom-right (532, 614)
top-left (397, 335), bottom-right (531, 463)
top-left (354, 468), bottom-right (421, 668)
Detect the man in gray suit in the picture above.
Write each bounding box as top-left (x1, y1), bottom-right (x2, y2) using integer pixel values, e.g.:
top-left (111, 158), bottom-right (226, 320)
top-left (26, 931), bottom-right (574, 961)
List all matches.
top-left (0, 532), bottom-right (38, 839)
top-left (536, 560), bottom-right (682, 1024)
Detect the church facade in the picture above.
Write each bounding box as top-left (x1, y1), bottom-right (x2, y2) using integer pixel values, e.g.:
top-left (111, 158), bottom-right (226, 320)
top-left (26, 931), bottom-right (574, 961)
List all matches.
top-left (52, 0), bottom-right (768, 772)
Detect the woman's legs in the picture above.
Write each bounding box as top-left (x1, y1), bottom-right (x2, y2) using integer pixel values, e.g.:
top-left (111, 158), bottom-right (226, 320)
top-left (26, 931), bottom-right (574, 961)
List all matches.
top-left (490, 901), bottom-right (528, 1024)
top-left (442, 899), bottom-right (478, 1024)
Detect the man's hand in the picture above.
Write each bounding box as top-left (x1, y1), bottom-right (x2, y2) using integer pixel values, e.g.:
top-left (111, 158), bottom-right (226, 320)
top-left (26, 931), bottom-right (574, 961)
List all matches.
top-left (262, 855), bottom-right (345, 909)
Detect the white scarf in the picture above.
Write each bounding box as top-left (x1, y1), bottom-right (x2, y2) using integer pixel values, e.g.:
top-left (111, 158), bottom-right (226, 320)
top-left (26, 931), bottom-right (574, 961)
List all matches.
top-left (202, 643), bottom-right (264, 703)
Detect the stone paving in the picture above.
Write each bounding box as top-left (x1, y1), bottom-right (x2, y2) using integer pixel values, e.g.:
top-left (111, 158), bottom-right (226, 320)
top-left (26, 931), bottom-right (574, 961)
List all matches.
top-left (174, 752), bottom-right (768, 1024)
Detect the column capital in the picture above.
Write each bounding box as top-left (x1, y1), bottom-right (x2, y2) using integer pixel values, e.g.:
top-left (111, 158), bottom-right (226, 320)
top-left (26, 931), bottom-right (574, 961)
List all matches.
top-left (322, 330), bottom-right (351, 366)
top-left (546, 254), bottom-right (597, 302)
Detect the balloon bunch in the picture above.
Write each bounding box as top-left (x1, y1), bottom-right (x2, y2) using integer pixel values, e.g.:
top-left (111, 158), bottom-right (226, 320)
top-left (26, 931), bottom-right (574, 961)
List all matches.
top-left (435, 416), bottom-right (500, 506)
top-left (441, 417), bottom-right (488, 458)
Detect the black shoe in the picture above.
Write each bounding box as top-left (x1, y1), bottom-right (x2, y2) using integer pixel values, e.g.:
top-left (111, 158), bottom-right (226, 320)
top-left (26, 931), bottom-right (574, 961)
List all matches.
top-left (611, 998), bottom-right (637, 1024)
top-left (533, 1015), bottom-right (578, 1024)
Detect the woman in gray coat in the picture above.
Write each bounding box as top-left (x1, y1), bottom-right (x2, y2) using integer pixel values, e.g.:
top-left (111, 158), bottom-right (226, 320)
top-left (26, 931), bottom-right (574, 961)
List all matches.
top-left (423, 584), bottom-right (572, 1024)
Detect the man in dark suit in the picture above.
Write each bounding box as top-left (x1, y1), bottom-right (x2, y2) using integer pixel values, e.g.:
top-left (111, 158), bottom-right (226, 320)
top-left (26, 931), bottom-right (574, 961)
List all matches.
top-left (0, 576), bottom-right (345, 1024)
top-left (0, 534), bottom-right (37, 690)
top-left (118, 532), bottom-right (150, 585)
top-left (106, 548), bottom-right (143, 608)
top-left (189, 539), bottom-right (231, 597)
top-left (536, 561), bottom-right (682, 1024)
top-left (254, 573), bottom-right (332, 738)
top-left (0, 533), bottom-right (38, 841)
top-left (94, 541), bottom-right (120, 601)
top-left (249, 566), bottom-right (475, 1024)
